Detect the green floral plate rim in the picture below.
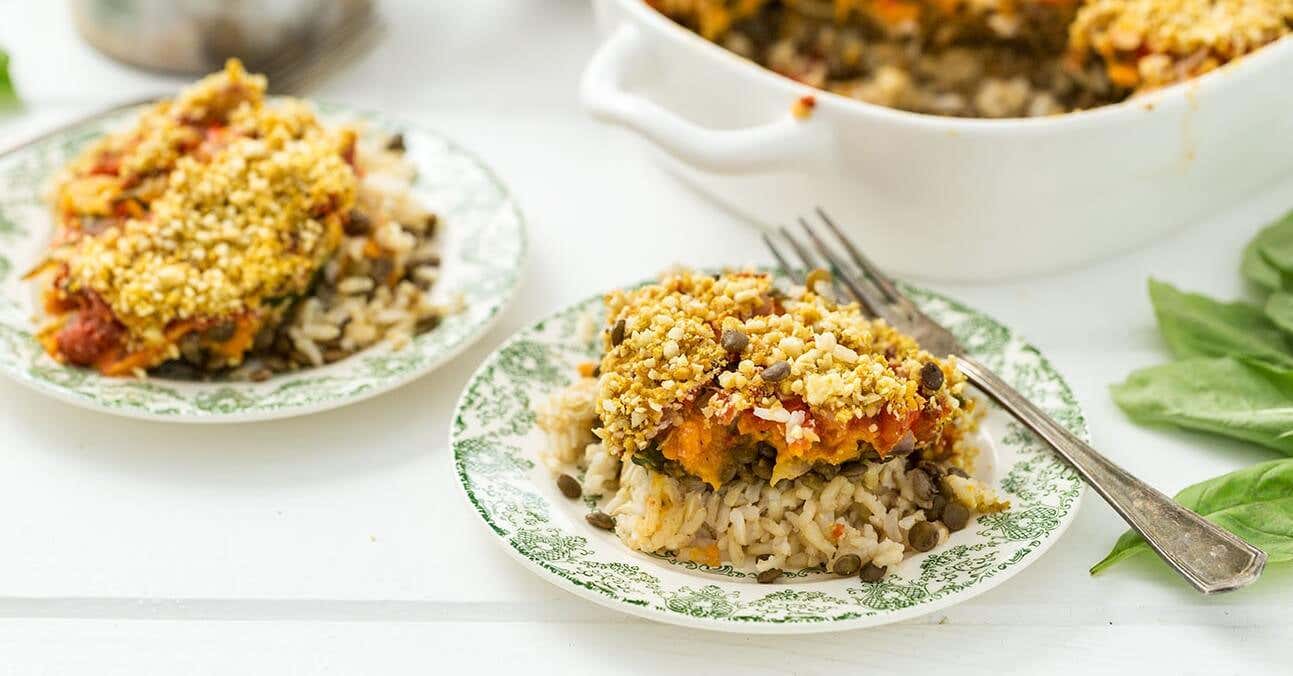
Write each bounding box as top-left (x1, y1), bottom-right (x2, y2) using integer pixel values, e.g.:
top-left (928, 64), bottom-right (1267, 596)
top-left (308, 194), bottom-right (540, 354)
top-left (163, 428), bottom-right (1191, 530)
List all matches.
top-left (451, 278), bottom-right (1086, 633)
top-left (0, 103), bottom-right (525, 422)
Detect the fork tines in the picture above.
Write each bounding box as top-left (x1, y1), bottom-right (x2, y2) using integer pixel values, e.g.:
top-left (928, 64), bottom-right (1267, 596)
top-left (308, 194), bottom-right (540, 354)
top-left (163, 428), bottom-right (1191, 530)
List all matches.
top-left (762, 208), bottom-right (913, 326)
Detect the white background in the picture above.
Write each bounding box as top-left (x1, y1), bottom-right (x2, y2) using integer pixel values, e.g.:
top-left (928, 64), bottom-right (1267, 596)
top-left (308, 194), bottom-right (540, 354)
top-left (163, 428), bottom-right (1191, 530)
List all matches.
top-left (1, 1), bottom-right (1292, 674)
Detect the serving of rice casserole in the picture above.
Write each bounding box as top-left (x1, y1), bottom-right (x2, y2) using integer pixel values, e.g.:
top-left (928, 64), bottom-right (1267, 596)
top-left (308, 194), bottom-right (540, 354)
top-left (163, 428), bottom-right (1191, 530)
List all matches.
top-left (27, 60), bottom-right (458, 380)
top-left (538, 270), bottom-right (1008, 583)
top-left (650, 0), bottom-right (1293, 117)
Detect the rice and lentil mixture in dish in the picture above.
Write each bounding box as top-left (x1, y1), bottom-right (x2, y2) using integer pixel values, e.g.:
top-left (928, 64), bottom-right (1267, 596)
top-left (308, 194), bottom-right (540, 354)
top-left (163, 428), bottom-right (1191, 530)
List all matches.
top-left (650, 0), bottom-right (1293, 117)
top-left (27, 60), bottom-right (456, 379)
top-left (538, 270), bottom-right (1008, 583)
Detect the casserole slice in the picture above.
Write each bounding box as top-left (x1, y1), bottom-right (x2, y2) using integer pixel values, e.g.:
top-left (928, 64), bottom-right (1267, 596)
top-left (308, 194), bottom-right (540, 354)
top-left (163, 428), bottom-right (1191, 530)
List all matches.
top-left (649, 0), bottom-right (1105, 117)
top-left (30, 60), bottom-right (358, 376)
top-left (595, 270), bottom-right (974, 487)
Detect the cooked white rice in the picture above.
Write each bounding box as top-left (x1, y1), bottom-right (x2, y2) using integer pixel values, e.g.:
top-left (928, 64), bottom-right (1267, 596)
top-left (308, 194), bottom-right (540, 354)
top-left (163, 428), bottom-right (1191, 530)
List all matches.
top-left (596, 443), bottom-right (923, 572)
top-left (537, 376), bottom-right (1006, 575)
top-left (227, 130), bottom-right (464, 379)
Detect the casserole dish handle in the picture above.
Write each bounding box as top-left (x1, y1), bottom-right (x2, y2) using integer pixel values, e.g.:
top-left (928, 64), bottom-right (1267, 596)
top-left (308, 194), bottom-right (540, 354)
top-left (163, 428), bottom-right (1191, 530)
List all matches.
top-left (581, 25), bottom-right (827, 174)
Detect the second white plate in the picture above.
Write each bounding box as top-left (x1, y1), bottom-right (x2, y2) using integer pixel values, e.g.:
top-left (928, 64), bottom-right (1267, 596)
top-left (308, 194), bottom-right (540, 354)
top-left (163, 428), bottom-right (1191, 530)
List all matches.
top-left (0, 104), bottom-right (525, 422)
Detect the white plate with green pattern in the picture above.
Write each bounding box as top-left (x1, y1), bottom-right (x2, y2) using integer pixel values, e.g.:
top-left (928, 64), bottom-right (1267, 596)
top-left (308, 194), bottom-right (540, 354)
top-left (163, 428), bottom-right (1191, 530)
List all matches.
top-left (452, 281), bottom-right (1086, 633)
top-left (0, 105), bottom-right (525, 422)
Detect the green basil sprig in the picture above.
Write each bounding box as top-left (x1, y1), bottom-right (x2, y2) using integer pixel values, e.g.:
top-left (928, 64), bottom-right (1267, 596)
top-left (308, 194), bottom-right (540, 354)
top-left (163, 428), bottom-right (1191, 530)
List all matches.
top-left (1100, 210), bottom-right (1293, 576)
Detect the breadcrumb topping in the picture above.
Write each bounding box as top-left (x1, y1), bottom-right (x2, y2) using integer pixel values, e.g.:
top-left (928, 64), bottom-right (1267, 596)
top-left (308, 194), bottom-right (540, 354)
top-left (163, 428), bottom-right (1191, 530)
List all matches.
top-left (1068, 0), bottom-right (1292, 90)
top-left (50, 60), bottom-right (357, 352)
top-left (594, 269), bottom-right (966, 456)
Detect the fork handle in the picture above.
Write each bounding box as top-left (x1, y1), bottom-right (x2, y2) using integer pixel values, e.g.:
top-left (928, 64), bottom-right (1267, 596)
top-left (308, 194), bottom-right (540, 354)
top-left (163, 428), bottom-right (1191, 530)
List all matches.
top-left (956, 356), bottom-right (1267, 594)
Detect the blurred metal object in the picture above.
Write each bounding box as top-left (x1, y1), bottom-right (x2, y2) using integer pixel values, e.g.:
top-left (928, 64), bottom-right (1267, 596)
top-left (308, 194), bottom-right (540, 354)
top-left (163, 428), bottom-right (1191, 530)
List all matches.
top-left (69, 0), bottom-right (381, 91)
top-left (4, 1), bottom-right (378, 159)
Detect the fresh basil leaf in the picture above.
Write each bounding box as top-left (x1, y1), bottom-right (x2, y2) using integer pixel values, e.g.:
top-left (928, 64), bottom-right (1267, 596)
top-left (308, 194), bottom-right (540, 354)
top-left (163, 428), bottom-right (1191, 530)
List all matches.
top-left (1243, 211), bottom-right (1293, 291)
top-left (1258, 213), bottom-right (1293, 290)
top-left (1266, 291), bottom-right (1293, 335)
top-left (1244, 238), bottom-right (1282, 291)
top-left (0, 49), bottom-right (16, 109)
top-left (1111, 357), bottom-right (1293, 455)
top-left (1147, 279), bottom-right (1293, 367)
top-left (1091, 458), bottom-right (1293, 574)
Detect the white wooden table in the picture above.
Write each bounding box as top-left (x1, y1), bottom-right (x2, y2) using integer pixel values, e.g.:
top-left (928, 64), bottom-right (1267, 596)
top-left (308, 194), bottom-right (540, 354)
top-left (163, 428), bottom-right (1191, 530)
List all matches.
top-left (1, 2), bottom-right (1290, 673)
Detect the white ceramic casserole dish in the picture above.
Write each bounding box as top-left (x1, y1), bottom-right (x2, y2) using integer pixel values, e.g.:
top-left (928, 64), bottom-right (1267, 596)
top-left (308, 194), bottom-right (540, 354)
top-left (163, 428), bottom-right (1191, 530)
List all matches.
top-left (581, 0), bottom-right (1293, 281)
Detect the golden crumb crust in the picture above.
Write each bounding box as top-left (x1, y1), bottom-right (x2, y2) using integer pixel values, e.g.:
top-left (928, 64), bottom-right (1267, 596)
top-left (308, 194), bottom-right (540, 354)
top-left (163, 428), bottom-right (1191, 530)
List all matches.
top-left (593, 269), bottom-right (967, 464)
top-left (41, 59), bottom-right (358, 363)
top-left (1067, 0), bottom-right (1293, 90)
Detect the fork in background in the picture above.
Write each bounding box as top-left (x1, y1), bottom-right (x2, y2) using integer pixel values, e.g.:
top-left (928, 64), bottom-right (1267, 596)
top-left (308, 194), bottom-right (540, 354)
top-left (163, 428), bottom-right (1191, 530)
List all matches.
top-left (763, 208), bottom-right (1267, 595)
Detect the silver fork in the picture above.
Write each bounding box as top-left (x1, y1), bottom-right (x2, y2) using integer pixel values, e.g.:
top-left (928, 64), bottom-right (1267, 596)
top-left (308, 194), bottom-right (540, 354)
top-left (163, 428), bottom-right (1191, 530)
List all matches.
top-left (764, 208), bottom-right (1268, 594)
top-left (0, 7), bottom-right (383, 159)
